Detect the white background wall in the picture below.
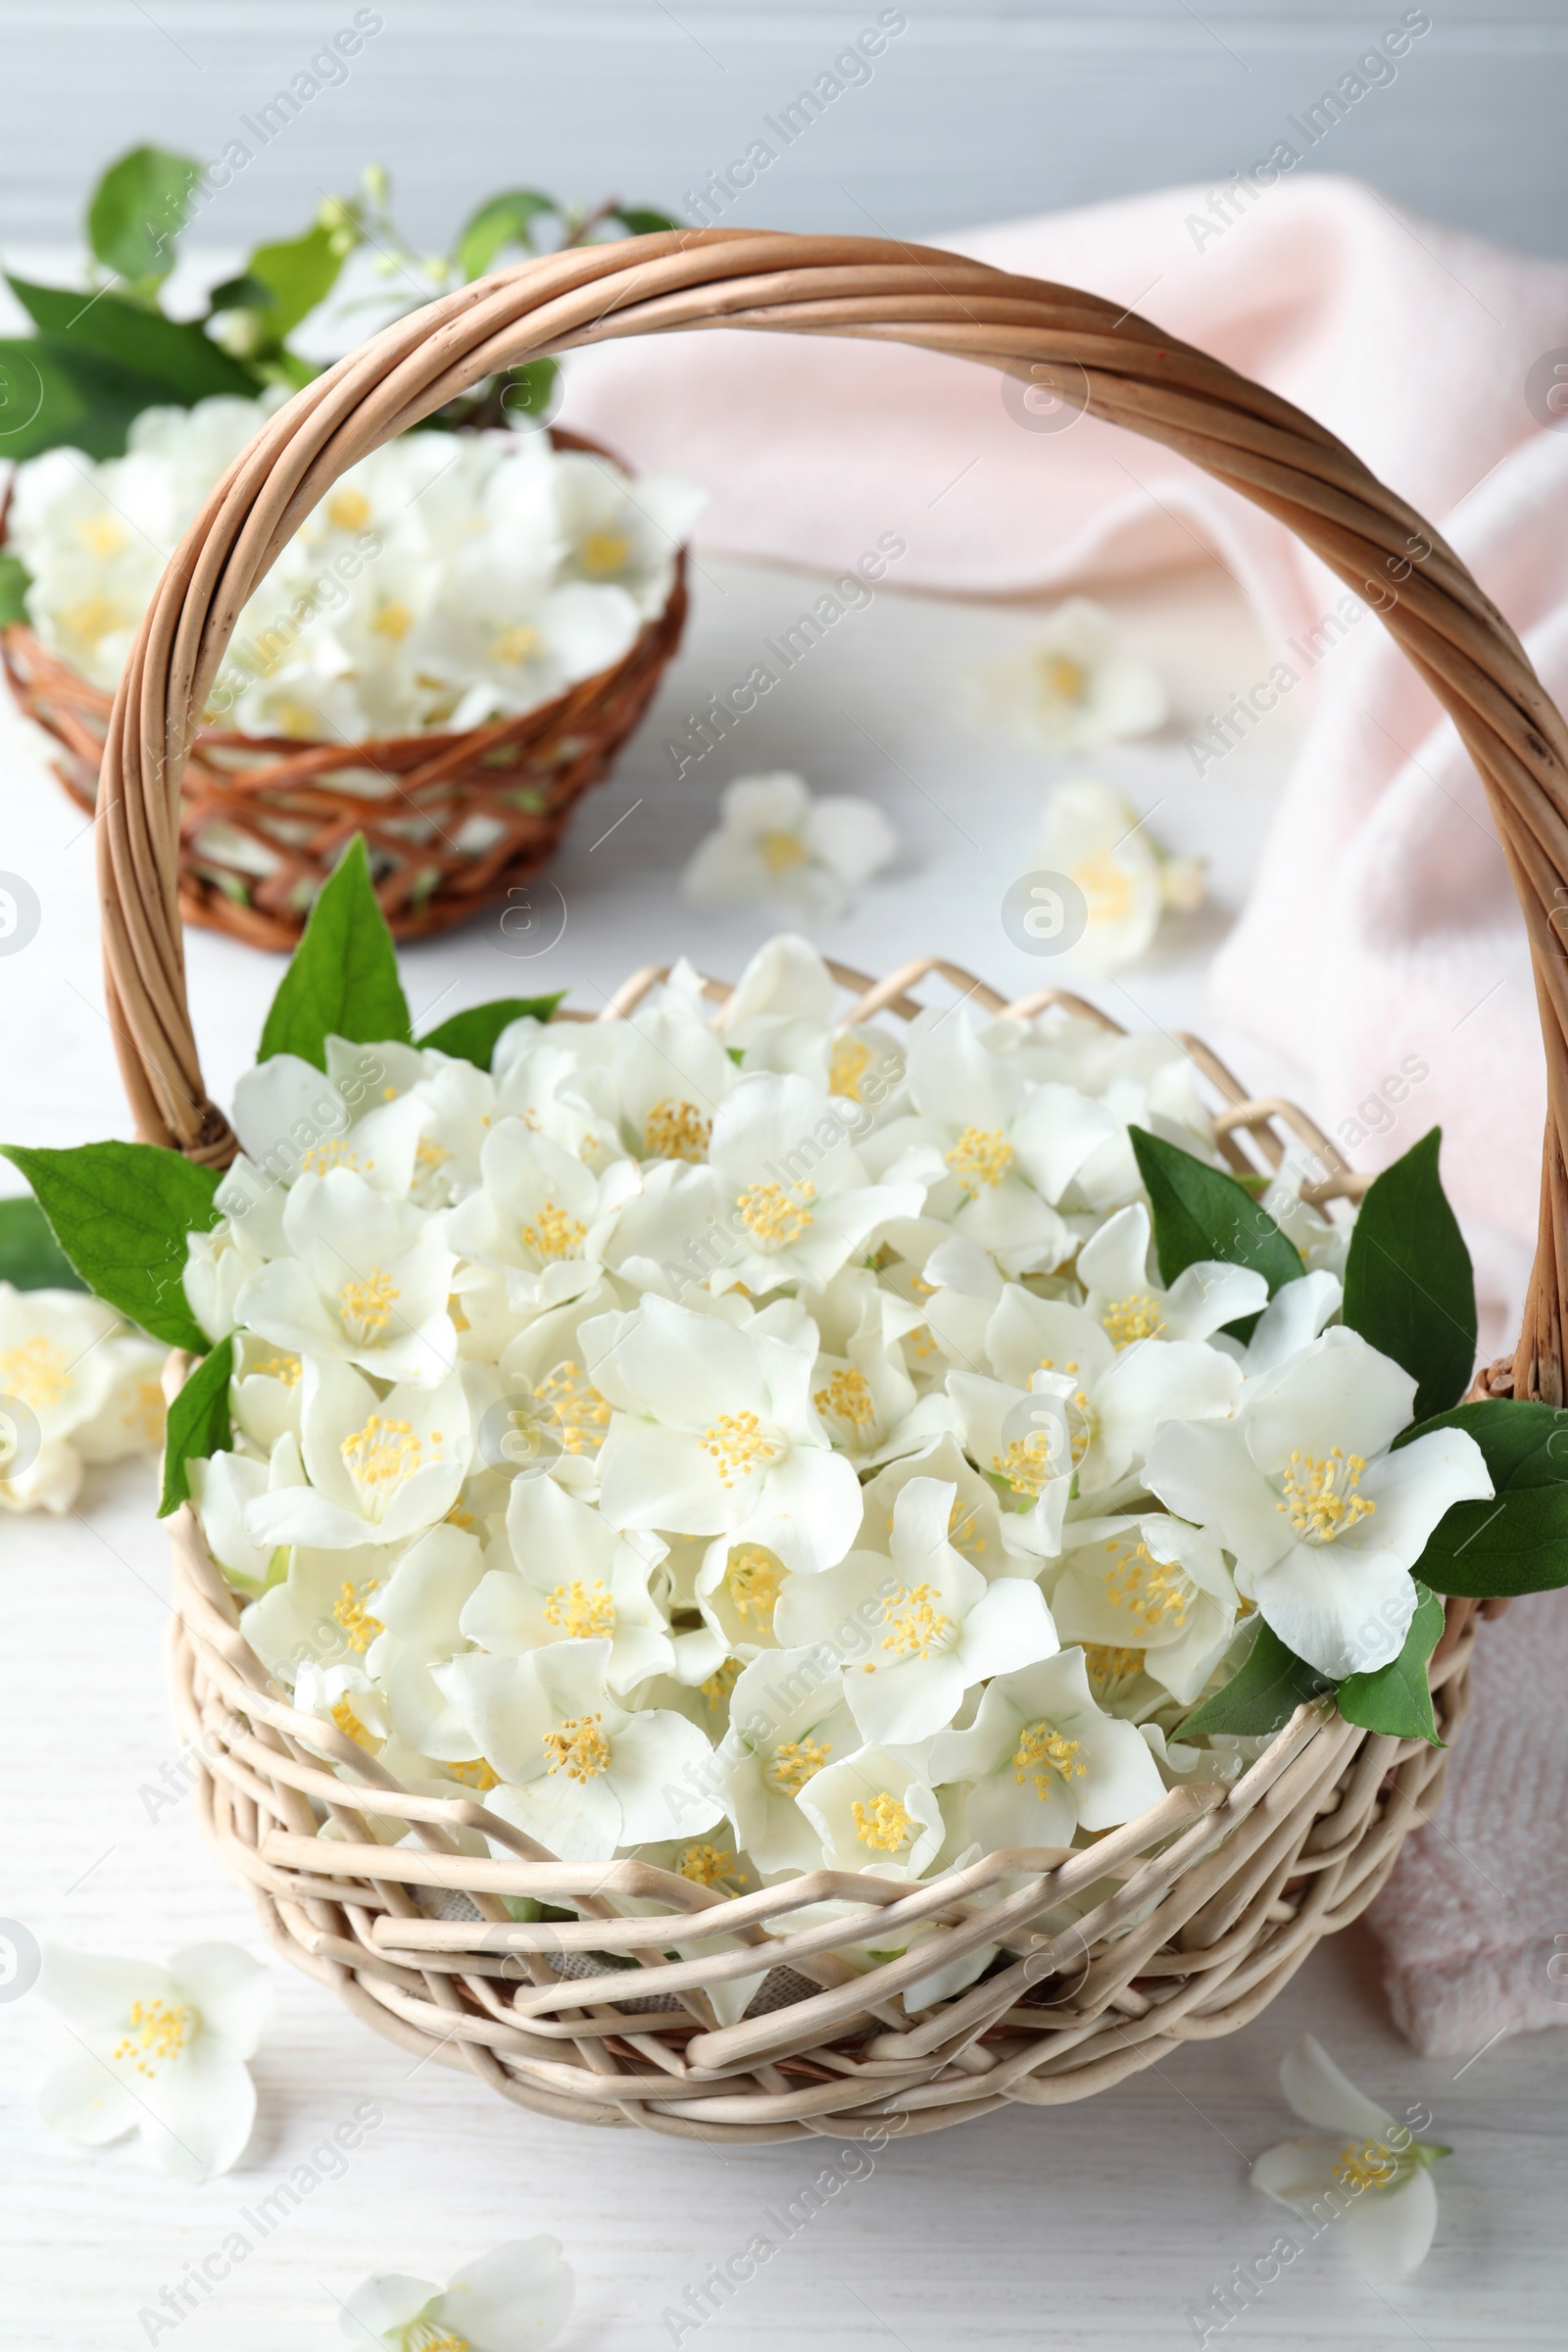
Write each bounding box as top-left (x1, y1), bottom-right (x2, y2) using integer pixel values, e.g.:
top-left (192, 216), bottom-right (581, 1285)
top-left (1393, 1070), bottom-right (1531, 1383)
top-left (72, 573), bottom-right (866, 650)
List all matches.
top-left (2, 1), bottom-right (1565, 262)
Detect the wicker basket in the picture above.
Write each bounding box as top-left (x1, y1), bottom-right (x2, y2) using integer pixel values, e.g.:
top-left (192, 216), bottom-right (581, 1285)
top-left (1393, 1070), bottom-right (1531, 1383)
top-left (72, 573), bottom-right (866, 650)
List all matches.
top-left (2, 428), bottom-right (687, 949)
top-left (103, 229), bottom-right (1563, 2139)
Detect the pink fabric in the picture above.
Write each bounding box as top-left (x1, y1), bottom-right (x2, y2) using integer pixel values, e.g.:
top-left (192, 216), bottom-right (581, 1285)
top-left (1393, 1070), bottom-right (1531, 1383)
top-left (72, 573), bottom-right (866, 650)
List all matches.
top-left (560, 174), bottom-right (1568, 2052)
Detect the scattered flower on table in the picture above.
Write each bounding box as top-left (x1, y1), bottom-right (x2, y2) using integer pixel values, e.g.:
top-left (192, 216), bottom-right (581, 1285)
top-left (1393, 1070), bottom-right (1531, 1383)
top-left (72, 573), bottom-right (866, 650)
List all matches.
top-left (1026, 778), bottom-right (1207, 978)
top-left (37, 1941), bottom-right (272, 2182)
top-left (1252, 2035), bottom-right (1447, 2281)
top-left (0, 1282), bottom-right (165, 1513)
top-left (961, 597), bottom-right (1168, 754)
top-left (682, 772), bottom-right (899, 922)
top-left (340, 2235), bottom-right (573, 2350)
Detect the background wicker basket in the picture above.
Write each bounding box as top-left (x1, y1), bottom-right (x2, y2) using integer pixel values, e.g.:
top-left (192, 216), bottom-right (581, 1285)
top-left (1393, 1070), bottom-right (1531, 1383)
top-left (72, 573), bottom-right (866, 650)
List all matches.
top-left (99, 229), bottom-right (1566, 2136)
top-left (1, 427), bottom-right (687, 949)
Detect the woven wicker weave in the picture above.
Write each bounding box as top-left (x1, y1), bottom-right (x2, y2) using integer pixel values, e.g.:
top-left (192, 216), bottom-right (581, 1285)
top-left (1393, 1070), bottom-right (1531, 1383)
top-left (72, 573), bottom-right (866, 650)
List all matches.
top-left (102, 229), bottom-right (1563, 2136)
top-left (1, 428), bottom-right (687, 949)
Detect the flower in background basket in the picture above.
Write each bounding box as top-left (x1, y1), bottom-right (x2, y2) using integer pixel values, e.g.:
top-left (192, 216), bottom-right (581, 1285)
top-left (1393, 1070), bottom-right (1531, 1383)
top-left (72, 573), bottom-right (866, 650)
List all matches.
top-left (341, 2236), bottom-right (574, 2351)
top-left (962, 597), bottom-right (1168, 754)
top-left (1253, 2036), bottom-right (1447, 2281)
top-left (38, 1941), bottom-right (272, 2182)
top-left (683, 772), bottom-right (899, 923)
top-left (1027, 778), bottom-right (1206, 978)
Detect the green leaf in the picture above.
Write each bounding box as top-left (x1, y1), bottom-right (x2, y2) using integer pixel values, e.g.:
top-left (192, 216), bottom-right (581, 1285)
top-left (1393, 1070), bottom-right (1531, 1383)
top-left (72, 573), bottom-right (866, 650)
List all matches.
top-left (0, 1195), bottom-right (85, 1291)
top-left (0, 1142), bottom-right (220, 1350)
top-left (1399, 1396), bottom-right (1568, 1595)
top-left (206, 271), bottom-right (274, 315)
top-left (0, 553), bottom-right (30, 626)
top-left (259, 835), bottom-right (412, 1070)
top-left (242, 222), bottom-right (348, 340)
top-left (0, 333), bottom-right (178, 461)
top-left (455, 190), bottom-right (558, 280)
top-left (1341, 1128), bottom-right (1476, 1420)
top-left (1129, 1127), bottom-right (1303, 1296)
top-left (1177, 1618), bottom-right (1334, 1740)
top-left (159, 1336), bottom-right (234, 1518)
top-left (500, 357), bottom-right (559, 422)
top-left (611, 207), bottom-right (682, 237)
top-left (418, 995), bottom-right (562, 1071)
top-left (6, 277), bottom-right (257, 404)
top-left (1337, 1581), bottom-right (1445, 1745)
top-left (86, 146), bottom-right (202, 292)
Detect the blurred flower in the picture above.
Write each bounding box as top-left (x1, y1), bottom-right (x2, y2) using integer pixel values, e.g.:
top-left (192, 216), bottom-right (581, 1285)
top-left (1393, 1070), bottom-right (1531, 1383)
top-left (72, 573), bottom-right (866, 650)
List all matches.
top-left (1030, 778), bottom-right (1206, 977)
top-left (962, 598), bottom-right (1167, 754)
top-left (1252, 2035), bottom-right (1446, 2281)
top-left (38, 1941), bottom-right (272, 2182)
top-left (0, 1283), bottom-right (164, 1512)
top-left (340, 2237), bottom-right (573, 2351)
top-left (683, 771), bottom-right (898, 923)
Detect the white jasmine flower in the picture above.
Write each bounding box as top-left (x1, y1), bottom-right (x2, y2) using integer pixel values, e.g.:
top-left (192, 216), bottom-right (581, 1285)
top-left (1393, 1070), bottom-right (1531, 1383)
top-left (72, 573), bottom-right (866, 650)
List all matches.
top-left (1048, 1516), bottom-right (1241, 1705)
top-left (365, 1523), bottom-right (491, 1760)
top-left (1027, 780), bottom-right (1202, 980)
top-left (977, 1278), bottom-right (1244, 1502)
top-left (461, 1473), bottom-right (674, 1694)
top-left (1145, 1326), bottom-right (1491, 1677)
top-left (38, 1941), bottom-right (272, 2182)
top-left (236, 1169), bottom-right (458, 1388)
top-left (230, 1047), bottom-right (428, 1197)
top-left (716, 1645), bottom-right (858, 1874)
top-left (0, 1284), bottom-right (130, 1512)
top-left (553, 450), bottom-right (704, 617)
top-left (961, 600), bottom-right (1167, 754)
top-left (775, 1477), bottom-right (1058, 1743)
top-left (585, 1294), bottom-right (863, 1574)
top-left (942, 1371), bottom-right (1074, 1561)
top-left (441, 1119), bottom-right (637, 1317)
top-left (796, 1740), bottom-right (948, 1882)
top-left (1075, 1200), bottom-right (1270, 1349)
top-left (928, 1646), bottom-right (1166, 1847)
top-left (72, 1333), bottom-right (168, 1464)
top-left (186, 1436), bottom-right (305, 1592)
top-left (229, 1330), bottom-right (304, 1452)
top-left (1253, 2036), bottom-right (1446, 2282)
top-left (434, 1637), bottom-right (721, 1861)
top-left (340, 2235), bottom-right (573, 2352)
top-left (683, 772), bottom-right (898, 923)
top-left (240, 1539), bottom-right (400, 1688)
top-left (246, 1357), bottom-right (470, 1550)
top-left (857, 1433), bottom-right (1010, 1581)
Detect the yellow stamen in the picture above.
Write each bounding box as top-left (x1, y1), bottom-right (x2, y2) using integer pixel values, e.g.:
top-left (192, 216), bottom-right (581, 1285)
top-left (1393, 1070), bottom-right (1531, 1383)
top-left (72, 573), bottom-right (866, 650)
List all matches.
top-left (251, 1351), bottom-right (302, 1386)
top-left (1101, 1536), bottom-right (1191, 1637)
top-left (852, 1791), bottom-right (914, 1853)
top-left (370, 601), bottom-right (414, 642)
top-left (112, 1996), bottom-right (195, 2079)
top-left (677, 1842), bottom-right (744, 1888)
top-left (725, 1545), bottom-right (784, 1630)
top-left (1012, 1719), bottom-right (1088, 1797)
top-left (1083, 1642), bottom-right (1146, 1703)
top-left (58, 594), bottom-right (136, 653)
top-left (828, 1036), bottom-right (871, 1101)
top-left (494, 622), bottom-right (543, 665)
top-left (770, 1738), bottom-right (831, 1796)
top-left (543, 1712), bottom-right (611, 1781)
top-left (992, 1433), bottom-right (1058, 1498)
top-left (544, 1578), bottom-right (615, 1640)
top-left (332, 1579), bottom-right (383, 1651)
top-left (340, 1413), bottom-right (423, 1488)
top-left (1072, 848), bottom-right (1135, 927)
top-left (759, 828), bottom-right (808, 873)
top-left (946, 1125), bottom-right (1014, 1193)
top-left (330, 1694), bottom-right (378, 1750)
top-left (519, 1200), bottom-right (587, 1260)
top-left (0, 1336), bottom-right (71, 1411)
top-left (75, 513), bottom-right (129, 557)
top-left (444, 1756), bottom-right (499, 1792)
top-left (880, 1583), bottom-right (955, 1662)
top-left (1277, 1448), bottom-right (1377, 1543)
top-left (1331, 2138), bottom-right (1402, 2194)
top-left (701, 1657), bottom-right (744, 1709)
top-left (644, 1098), bottom-right (711, 1161)
top-left (534, 1360), bottom-right (612, 1455)
top-left (1037, 651), bottom-right (1087, 704)
top-left (298, 1136), bottom-right (367, 1178)
top-left (326, 488), bottom-right (372, 531)
top-left (813, 1367), bottom-right (878, 1432)
top-left (336, 1266), bottom-right (400, 1341)
top-left (580, 530), bottom-right (631, 576)
top-left (1101, 1292), bottom-right (1165, 1348)
top-left (735, 1177), bottom-right (815, 1249)
top-left (702, 1410), bottom-right (783, 1488)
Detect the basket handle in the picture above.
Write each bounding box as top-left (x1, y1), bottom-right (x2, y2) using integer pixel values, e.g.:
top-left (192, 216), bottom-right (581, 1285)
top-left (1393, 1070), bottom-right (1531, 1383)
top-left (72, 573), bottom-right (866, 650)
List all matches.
top-left (97, 227), bottom-right (1568, 1400)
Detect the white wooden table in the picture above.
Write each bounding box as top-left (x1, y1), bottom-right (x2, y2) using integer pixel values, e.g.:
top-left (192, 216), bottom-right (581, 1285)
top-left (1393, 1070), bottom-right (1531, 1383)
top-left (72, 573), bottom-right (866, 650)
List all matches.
top-left (3, 552), bottom-right (1565, 2349)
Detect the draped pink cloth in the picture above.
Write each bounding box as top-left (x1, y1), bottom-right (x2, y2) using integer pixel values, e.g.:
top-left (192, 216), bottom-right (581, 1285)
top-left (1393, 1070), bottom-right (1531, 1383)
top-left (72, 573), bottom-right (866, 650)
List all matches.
top-left (562, 176), bottom-right (1568, 2052)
